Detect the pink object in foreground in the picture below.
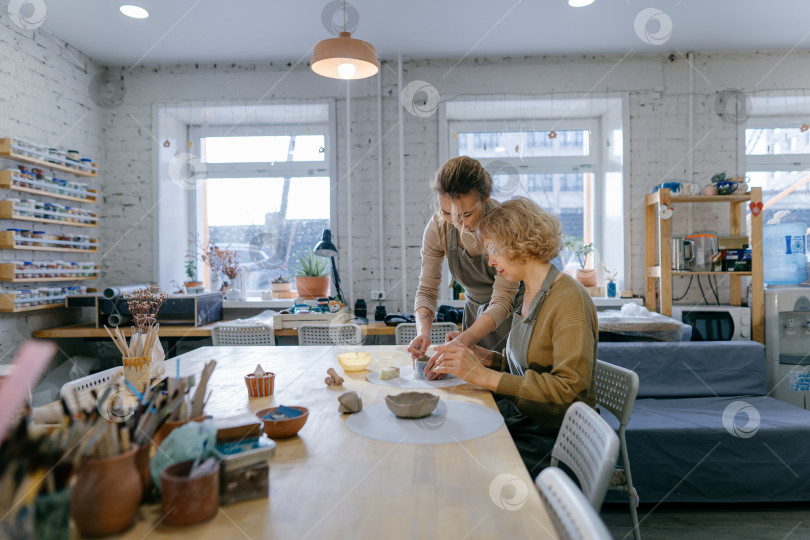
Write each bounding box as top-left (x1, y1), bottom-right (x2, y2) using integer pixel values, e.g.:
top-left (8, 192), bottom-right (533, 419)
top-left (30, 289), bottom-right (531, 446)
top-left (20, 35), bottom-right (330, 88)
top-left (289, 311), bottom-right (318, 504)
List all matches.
top-left (0, 340), bottom-right (56, 444)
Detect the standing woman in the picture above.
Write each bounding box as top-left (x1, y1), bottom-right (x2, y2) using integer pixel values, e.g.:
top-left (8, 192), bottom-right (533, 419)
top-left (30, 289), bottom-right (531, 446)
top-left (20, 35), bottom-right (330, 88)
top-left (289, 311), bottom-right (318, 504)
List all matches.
top-left (409, 156), bottom-right (522, 358)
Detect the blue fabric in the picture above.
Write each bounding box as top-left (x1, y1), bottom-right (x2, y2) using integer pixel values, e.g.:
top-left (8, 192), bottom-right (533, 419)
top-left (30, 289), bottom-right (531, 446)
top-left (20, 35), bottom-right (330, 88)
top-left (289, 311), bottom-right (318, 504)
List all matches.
top-left (602, 396), bottom-right (810, 503)
top-left (597, 341), bottom-right (766, 398)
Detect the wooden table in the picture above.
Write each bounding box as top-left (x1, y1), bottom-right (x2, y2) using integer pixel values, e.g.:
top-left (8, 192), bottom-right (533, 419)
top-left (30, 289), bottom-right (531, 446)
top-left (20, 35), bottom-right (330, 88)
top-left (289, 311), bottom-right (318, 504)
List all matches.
top-left (118, 345), bottom-right (557, 539)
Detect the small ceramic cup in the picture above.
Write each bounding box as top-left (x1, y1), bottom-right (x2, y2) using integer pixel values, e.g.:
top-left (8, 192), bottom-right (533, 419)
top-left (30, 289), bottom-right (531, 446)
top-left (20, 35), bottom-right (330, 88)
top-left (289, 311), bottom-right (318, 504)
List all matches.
top-left (414, 356), bottom-right (430, 380)
top-left (716, 180), bottom-right (739, 195)
top-left (245, 372), bottom-right (275, 397)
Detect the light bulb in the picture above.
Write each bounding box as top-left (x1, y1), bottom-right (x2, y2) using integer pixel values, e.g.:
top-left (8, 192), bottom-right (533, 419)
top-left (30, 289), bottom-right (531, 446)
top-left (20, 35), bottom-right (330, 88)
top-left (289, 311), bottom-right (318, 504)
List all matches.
top-left (337, 62), bottom-right (356, 79)
top-left (120, 4), bottom-right (149, 18)
top-left (568, 0), bottom-right (594, 6)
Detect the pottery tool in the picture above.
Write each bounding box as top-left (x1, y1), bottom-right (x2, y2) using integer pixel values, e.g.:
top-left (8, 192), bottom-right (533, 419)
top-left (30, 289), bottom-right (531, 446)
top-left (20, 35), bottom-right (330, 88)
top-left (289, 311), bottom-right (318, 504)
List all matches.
top-left (104, 326), bottom-right (128, 356)
top-left (325, 367), bottom-right (344, 387)
top-left (0, 341), bottom-right (57, 445)
top-left (190, 360), bottom-right (216, 418)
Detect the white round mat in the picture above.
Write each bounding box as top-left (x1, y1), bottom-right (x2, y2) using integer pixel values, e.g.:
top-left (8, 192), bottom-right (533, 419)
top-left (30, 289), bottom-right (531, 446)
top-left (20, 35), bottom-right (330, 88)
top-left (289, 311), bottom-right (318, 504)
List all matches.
top-left (345, 400), bottom-right (504, 444)
top-left (366, 364), bottom-right (467, 389)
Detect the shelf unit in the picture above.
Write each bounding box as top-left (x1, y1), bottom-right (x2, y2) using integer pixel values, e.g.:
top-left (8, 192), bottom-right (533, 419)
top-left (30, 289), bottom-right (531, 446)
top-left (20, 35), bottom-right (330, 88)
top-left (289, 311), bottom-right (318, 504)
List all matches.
top-left (644, 186), bottom-right (764, 343)
top-left (0, 170), bottom-right (97, 204)
top-left (0, 137), bottom-right (100, 313)
top-left (0, 138), bottom-right (96, 177)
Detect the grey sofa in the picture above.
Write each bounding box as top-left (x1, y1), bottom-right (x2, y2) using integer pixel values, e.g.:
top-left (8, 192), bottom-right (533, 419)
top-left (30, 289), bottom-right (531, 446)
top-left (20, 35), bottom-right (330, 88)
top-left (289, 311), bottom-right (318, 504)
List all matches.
top-left (597, 341), bottom-right (810, 503)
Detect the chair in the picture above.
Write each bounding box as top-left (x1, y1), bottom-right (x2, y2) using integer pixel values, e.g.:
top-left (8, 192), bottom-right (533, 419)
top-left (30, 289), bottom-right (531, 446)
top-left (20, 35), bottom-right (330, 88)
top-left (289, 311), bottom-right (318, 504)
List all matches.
top-left (394, 322), bottom-right (459, 346)
top-left (59, 366), bottom-right (123, 411)
top-left (535, 467), bottom-right (612, 540)
top-left (550, 401), bottom-right (619, 511)
top-left (212, 323), bottom-right (276, 346)
top-left (298, 323), bottom-right (363, 346)
top-left (594, 359), bottom-right (641, 540)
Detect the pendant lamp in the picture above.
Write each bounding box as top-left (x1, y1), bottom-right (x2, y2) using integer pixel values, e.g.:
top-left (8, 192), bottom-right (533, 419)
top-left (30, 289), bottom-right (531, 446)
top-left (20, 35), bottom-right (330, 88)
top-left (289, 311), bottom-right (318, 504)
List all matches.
top-left (311, 1), bottom-right (378, 79)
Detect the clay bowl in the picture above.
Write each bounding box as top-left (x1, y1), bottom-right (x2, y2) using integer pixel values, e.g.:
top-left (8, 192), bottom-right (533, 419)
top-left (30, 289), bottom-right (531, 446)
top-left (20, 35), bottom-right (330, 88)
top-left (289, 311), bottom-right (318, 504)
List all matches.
top-left (256, 406), bottom-right (309, 438)
top-left (337, 352), bottom-right (371, 372)
top-left (385, 392), bottom-right (440, 419)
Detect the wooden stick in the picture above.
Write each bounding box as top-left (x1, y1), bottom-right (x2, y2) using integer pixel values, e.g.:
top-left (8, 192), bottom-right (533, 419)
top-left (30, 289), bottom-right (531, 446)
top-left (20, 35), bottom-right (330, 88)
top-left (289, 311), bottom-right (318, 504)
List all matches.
top-left (104, 326), bottom-right (127, 356)
top-left (115, 327), bottom-right (130, 356)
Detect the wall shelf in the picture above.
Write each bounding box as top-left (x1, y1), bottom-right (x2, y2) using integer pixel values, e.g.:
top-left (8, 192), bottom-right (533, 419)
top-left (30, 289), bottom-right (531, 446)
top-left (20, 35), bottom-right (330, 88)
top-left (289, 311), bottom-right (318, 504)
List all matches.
top-left (0, 201), bottom-right (97, 227)
top-left (0, 138), bottom-right (96, 177)
top-left (0, 294), bottom-right (66, 313)
top-left (0, 171), bottom-right (97, 204)
top-left (644, 186), bottom-right (764, 343)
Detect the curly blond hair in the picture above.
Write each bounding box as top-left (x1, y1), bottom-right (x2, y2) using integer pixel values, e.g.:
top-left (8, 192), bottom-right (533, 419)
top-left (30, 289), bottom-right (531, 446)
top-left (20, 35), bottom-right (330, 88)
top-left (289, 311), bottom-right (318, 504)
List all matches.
top-left (477, 197), bottom-right (562, 263)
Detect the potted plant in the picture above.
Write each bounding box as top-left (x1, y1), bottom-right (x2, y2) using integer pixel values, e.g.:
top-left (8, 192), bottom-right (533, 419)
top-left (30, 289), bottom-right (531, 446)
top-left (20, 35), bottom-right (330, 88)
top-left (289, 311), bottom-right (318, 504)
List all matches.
top-left (184, 257), bottom-right (203, 289)
top-left (564, 235), bottom-right (596, 287)
top-left (294, 251), bottom-right (330, 299)
top-left (271, 274), bottom-right (294, 298)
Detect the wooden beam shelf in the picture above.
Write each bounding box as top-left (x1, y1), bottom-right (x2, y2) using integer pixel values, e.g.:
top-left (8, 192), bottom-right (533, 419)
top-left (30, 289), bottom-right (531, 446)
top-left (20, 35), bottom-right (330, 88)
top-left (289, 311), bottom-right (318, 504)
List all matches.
top-left (0, 138), bottom-right (97, 177)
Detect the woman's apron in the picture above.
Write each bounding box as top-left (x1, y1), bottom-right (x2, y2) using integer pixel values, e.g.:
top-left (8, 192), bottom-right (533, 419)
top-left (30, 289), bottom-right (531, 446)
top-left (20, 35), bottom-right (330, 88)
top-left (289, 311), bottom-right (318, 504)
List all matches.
top-left (445, 221), bottom-right (523, 351)
top-left (497, 265), bottom-right (560, 477)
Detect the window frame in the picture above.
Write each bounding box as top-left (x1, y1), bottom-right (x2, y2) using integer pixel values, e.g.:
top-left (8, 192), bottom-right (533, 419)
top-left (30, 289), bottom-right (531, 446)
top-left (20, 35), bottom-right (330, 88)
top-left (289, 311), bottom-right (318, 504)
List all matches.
top-left (188, 118), bottom-right (336, 294)
top-left (743, 116), bottom-right (810, 172)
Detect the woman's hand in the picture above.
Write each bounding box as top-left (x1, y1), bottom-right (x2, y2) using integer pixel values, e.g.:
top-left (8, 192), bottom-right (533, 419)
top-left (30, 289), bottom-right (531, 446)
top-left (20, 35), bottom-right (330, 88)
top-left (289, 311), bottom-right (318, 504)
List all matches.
top-left (407, 334), bottom-right (431, 360)
top-left (431, 343), bottom-right (501, 390)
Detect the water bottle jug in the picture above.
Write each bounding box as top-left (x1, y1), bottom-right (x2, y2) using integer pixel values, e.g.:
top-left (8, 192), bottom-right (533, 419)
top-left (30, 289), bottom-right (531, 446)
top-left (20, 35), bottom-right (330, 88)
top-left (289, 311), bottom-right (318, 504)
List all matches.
top-left (763, 223), bottom-right (808, 285)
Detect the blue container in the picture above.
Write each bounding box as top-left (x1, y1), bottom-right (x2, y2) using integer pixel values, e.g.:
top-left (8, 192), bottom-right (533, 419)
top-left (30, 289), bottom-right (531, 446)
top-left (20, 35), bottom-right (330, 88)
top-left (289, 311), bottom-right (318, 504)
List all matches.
top-left (763, 223), bottom-right (809, 285)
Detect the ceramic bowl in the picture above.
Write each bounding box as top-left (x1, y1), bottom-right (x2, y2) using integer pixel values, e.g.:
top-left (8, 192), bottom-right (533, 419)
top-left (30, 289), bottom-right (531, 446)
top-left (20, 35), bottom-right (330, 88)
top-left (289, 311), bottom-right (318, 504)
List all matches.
top-left (413, 356), bottom-right (430, 379)
top-left (385, 392), bottom-right (440, 419)
top-left (337, 352), bottom-right (371, 372)
top-left (256, 406), bottom-right (309, 438)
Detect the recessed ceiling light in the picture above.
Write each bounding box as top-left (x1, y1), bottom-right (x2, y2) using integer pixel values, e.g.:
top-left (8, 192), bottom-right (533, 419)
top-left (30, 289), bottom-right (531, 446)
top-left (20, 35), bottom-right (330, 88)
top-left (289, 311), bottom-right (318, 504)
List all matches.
top-left (569, 0), bottom-right (595, 6)
top-left (120, 5), bottom-right (149, 19)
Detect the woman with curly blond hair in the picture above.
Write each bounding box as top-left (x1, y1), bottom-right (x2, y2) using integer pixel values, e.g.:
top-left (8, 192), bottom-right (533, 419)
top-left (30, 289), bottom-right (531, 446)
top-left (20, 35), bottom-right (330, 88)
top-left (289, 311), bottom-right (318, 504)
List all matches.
top-left (410, 156), bottom-right (522, 359)
top-left (430, 197), bottom-right (598, 474)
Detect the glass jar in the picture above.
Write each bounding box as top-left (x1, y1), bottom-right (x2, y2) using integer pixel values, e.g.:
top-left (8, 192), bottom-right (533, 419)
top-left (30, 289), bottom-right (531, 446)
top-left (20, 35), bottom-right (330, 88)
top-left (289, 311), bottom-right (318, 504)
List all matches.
top-left (48, 148), bottom-right (59, 164)
top-left (19, 230), bottom-right (32, 246)
top-left (67, 150), bottom-right (79, 162)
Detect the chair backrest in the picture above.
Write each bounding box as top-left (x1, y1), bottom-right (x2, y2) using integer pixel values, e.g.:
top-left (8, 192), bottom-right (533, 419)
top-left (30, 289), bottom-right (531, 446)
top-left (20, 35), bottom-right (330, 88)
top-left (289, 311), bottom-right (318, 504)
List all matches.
top-left (550, 402), bottom-right (619, 510)
top-left (394, 322), bottom-right (459, 346)
top-left (535, 467), bottom-right (612, 540)
top-left (60, 366), bottom-right (123, 411)
top-left (298, 323), bottom-right (363, 346)
top-left (212, 324), bottom-right (276, 346)
top-left (593, 360), bottom-right (639, 426)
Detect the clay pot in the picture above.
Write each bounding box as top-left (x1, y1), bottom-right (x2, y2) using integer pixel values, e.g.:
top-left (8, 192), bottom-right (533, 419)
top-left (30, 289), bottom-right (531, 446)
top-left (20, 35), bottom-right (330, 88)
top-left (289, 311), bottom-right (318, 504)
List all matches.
top-left (160, 460), bottom-right (219, 526)
top-left (184, 281), bottom-right (203, 288)
top-left (71, 445), bottom-right (142, 537)
top-left (135, 442), bottom-right (154, 498)
top-left (295, 276), bottom-right (330, 299)
top-left (575, 268), bottom-right (597, 287)
top-left (256, 406), bottom-right (309, 438)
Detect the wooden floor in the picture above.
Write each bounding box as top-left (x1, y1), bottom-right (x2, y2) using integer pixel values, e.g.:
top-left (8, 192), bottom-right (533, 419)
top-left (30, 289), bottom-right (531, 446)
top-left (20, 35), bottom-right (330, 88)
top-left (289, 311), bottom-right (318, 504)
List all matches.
top-left (602, 503), bottom-right (810, 539)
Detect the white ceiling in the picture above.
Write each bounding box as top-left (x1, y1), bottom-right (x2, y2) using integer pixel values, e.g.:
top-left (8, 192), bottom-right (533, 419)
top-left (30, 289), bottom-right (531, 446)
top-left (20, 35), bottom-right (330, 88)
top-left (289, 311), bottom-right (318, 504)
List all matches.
top-left (40, 0), bottom-right (810, 66)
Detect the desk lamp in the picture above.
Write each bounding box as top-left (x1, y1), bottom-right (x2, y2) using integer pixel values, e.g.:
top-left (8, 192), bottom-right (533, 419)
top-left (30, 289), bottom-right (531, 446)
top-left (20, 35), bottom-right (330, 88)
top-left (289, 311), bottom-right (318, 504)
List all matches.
top-left (313, 229), bottom-right (345, 304)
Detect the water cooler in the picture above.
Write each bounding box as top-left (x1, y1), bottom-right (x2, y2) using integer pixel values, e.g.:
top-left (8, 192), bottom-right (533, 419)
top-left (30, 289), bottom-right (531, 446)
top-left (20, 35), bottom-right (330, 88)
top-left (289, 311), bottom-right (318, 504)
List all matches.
top-left (766, 287), bottom-right (810, 409)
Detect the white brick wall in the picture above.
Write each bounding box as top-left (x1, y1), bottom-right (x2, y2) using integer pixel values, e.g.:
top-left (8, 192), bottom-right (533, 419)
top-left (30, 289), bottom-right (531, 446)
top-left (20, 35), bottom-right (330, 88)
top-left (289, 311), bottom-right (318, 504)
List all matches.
top-left (3, 32), bottom-right (810, 351)
top-left (0, 17), bottom-right (104, 357)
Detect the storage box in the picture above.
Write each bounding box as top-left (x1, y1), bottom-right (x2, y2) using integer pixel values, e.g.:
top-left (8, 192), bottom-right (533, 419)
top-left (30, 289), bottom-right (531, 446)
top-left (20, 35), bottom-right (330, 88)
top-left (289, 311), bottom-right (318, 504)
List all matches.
top-left (272, 307), bottom-right (349, 330)
top-left (718, 235), bottom-right (749, 250)
top-left (219, 462), bottom-right (269, 506)
top-left (723, 249), bottom-right (752, 272)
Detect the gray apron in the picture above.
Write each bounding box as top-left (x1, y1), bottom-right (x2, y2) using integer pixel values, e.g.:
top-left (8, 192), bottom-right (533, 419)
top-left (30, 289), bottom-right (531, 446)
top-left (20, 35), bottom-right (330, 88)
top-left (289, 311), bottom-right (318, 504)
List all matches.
top-left (498, 265), bottom-right (560, 477)
top-left (445, 212), bottom-right (524, 351)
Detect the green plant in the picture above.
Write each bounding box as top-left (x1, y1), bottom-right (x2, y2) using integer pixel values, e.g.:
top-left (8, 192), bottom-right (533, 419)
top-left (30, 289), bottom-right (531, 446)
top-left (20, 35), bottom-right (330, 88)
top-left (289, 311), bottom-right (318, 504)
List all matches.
top-left (563, 235), bottom-right (594, 269)
top-left (294, 251), bottom-right (329, 277)
top-left (184, 258), bottom-right (197, 281)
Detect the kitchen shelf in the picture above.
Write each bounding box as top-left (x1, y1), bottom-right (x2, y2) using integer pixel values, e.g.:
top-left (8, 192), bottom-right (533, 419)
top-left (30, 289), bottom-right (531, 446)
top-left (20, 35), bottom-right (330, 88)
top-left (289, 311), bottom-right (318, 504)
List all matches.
top-left (0, 293), bottom-right (66, 313)
top-left (0, 171), bottom-right (97, 204)
top-left (0, 138), bottom-right (96, 177)
top-left (0, 263), bottom-right (98, 282)
top-left (0, 231), bottom-right (97, 253)
top-left (0, 201), bottom-right (97, 227)
top-left (644, 186), bottom-right (763, 343)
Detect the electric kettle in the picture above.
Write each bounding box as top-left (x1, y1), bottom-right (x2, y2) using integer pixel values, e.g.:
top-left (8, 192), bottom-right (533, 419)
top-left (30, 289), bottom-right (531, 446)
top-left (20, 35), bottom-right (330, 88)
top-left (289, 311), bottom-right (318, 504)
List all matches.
top-left (671, 236), bottom-right (694, 271)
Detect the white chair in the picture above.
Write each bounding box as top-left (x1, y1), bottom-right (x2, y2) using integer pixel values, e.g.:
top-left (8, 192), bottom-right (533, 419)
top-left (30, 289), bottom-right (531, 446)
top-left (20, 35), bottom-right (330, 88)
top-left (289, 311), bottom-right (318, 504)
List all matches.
top-left (594, 359), bottom-right (641, 540)
top-left (394, 322), bottom-right (459, 346)
top-left (535, 467), bottom-right (612, 540)
top-left (298, 323), bottom-right (363, 346)
top-left (59, 366), bottom-right (123, 412)
top-left (212, 323), bottom-right (276, 346)
top-left (550, 401), bottom-right (619, 511)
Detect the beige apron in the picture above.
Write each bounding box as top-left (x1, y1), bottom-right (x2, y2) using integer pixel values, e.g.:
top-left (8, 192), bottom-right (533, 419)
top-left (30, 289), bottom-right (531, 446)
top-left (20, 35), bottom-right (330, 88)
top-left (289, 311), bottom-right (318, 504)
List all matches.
top-left (445, 207), bottom-right (524, 351)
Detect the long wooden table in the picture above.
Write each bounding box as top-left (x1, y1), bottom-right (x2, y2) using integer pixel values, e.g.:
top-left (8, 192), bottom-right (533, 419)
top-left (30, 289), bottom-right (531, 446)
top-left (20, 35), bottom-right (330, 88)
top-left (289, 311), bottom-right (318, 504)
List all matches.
top-left (119, 345), bottom-right (558, 539)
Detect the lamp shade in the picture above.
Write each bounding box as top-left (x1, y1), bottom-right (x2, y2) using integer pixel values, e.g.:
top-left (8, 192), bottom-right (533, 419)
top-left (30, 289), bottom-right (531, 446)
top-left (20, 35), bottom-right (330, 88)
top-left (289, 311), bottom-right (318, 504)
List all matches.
top-left (311, 32), bottom-right (379, 80)
top-left (314, 229), bottom-right (338, 257)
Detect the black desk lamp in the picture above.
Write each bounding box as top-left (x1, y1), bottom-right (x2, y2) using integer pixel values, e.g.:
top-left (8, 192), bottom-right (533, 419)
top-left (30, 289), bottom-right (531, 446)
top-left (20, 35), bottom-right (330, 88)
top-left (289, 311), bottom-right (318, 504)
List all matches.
top-left (313, 229), bottom-right (345, 304)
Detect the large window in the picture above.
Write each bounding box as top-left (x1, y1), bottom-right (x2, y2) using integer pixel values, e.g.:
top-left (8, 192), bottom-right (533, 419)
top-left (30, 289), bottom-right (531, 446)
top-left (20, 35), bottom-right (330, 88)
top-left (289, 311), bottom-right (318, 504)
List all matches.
top-left (192, 124), bottom-right (331, 294)
top-left (449, 119), bottom-right (599, 264)
top-left (745, 118), bottom-right (810, 229)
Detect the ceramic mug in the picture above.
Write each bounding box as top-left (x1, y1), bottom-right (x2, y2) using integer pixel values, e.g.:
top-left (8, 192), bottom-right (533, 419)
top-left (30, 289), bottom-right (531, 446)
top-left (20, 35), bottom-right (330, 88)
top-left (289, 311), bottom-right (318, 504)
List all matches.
top-left (414, 357), bottom-right (429, 379)
top-left (680, 182), bottom-right (701, 196)
top-left (654, 181), bottom-right (682, 194)
top-left (716, 180), bottom-right (739, 195)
